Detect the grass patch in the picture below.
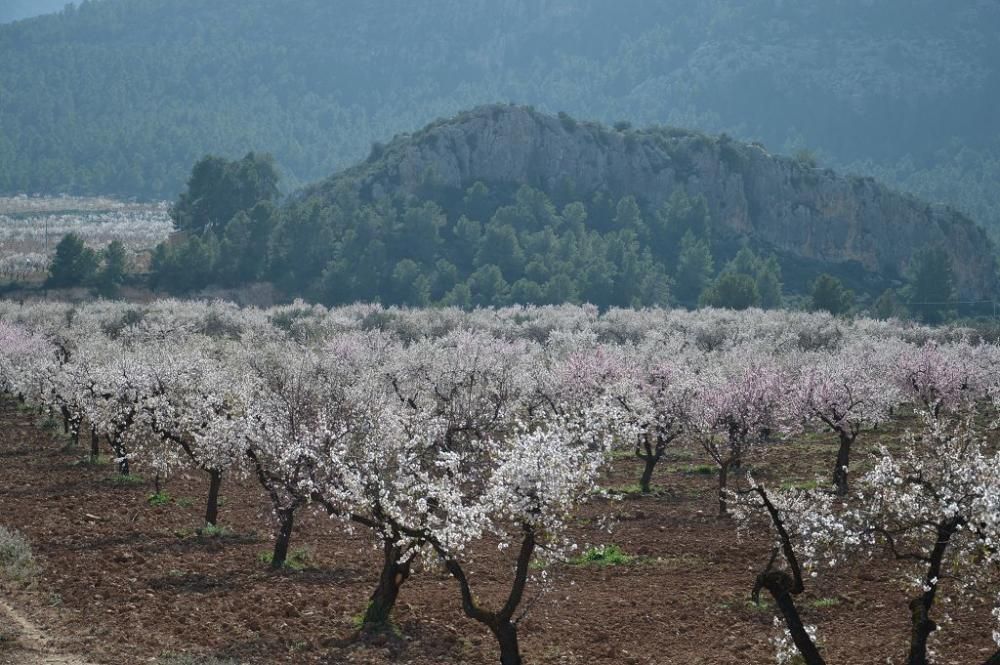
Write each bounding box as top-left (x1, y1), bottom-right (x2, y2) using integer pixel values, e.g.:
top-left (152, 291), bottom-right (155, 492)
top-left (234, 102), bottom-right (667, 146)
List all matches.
top-left (780, 479), bottom-right (821, 491)
top-left (109, 473), bottom-right (145, 487)
top-left (810, 597), bottom-right (839, 608)
top-left (0, 525), bottom-right (38, 583)
top-left (74, 453), bottom-right (111, 466)
top-left (197, 524), bottom-right (234, 538)
top-left (157, 655), bottom-right (241, 665)
top-left (147, 491), bottom-right (172, 506)
top-left (570, 544), bottom-right (633, 566)
top-left (605, 483), bottom-right (669, 497)
top-left (38, 416), bottom-right (63, 433)
top-left (174, 524), bottom-right (242, 540)
top-left (258, 547), bottom-right (313, 570)
top-left (176, 497), bottom-right (195, 509)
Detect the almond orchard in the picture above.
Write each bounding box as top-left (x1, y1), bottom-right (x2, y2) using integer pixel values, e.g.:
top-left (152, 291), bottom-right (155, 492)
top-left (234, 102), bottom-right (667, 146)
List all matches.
top-left (2, 300), bottom-right (1000, 664)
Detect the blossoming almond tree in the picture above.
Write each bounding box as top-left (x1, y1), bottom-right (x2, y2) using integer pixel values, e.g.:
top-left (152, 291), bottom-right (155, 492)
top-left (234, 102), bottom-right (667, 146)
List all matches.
top-left (614, 356), bottom-right (697, 493)
top-left (894, 342), bottom-right (985, 417)
top-left (421, 417), bottom-right (611, 665)
top-left (734, 412), bottom-right (1000, 665)
top-left (795, 342), bottom-right (900, 494)
top-left (695, 354), bottom-right (788, 516)
top-left (138, 337), bottom-right (248, 525)
top-left (318, 331), bottom-right (535, 631)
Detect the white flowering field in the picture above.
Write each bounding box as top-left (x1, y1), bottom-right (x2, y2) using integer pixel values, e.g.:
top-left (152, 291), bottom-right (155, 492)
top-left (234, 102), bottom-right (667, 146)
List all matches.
top-left (0, 301), bottom-right (998, 664)
top-left (0, 196), bottom-right (172, 282)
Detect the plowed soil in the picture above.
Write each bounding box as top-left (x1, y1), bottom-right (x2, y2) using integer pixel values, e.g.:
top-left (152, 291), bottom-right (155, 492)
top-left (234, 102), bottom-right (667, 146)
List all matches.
top-left (0, 399), bottom-right (995, 664)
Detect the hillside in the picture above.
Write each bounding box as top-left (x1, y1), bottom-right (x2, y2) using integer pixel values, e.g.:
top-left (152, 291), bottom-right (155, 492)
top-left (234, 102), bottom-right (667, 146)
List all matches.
top-left (1, 0), bottom-right (999, 237)
top-left (300, 106), bottom-right (996, 302)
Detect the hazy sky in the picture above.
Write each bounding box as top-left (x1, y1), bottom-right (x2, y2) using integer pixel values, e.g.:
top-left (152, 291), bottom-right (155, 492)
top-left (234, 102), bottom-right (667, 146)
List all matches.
top-left (0, 0), bottom-right (68, 24)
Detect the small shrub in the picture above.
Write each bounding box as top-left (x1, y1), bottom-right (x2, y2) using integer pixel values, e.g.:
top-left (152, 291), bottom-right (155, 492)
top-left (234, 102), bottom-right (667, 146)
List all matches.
top-left (811, 597), bottom-right (839, 608)
top-left (75, 454), bottom-right (111, 466)
top-left (571, 544), bottom-right (633, 566)
top-left (109, 473), bottom-right (145, 487)
top-left (557, 111), bottom-right (577, 132)
top-left (0, 526), bottom-right (38, 583)
top-left (675, 464), bottom-right (716, 476)
top-left (258, 547), bottom-right (312, 570)
top-left (780, 479), bottom-right (820, 491)
top-left (148, 491), bottom-right (172, 506)
top-left (198, 524), bottom-right (234, 539)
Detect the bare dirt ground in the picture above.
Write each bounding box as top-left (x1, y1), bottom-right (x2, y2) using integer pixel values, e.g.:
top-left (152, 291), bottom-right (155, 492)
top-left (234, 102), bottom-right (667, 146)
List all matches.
top-left (0, 398), bottom-right (996, 664)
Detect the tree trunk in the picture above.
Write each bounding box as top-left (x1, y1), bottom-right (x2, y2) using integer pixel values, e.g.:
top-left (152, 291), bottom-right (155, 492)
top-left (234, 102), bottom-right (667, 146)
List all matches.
top-left (61, 406), bottom-right (70, 433)
top-left (362, 541), bottom-right (412, 629)
top-left (110, 435), bottom-right (129, 476)
top-left (717, 459), bottom-right (731, 517)
top-left (832, 431), bottom-right (854, 495)
top-left (491, 621), bottom-right (522, 665)
top-left (270, 507), bottom-right (295, 569)
top-left (639, 453), bottom-right (658, 493)
top-left (205, 469), bottom-right (222, 526)
top-left (906, 520), bottom-right (956, 665)
top-left (90, 427), bottom-right (100, 460)
top-left (769, 578), bottom-right (825, 665)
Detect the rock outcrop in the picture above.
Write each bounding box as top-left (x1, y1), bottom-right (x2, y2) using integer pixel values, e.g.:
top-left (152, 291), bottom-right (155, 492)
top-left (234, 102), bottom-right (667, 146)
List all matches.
top-left (314, 105), bottom-right (996, 298)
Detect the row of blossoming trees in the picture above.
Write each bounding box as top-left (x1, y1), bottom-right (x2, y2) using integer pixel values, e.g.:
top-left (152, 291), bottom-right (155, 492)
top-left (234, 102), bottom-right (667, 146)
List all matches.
top-left (1, 299), bottom-right (999, 664)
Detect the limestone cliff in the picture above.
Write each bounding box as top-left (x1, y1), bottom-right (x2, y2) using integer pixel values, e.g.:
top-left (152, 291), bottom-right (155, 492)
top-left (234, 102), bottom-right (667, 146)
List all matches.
top-left (312, 105), bottom-right (996, 298)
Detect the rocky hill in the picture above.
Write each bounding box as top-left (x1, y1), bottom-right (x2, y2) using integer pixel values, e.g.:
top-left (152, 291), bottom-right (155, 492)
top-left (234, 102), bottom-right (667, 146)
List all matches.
top-left (312, 105), bottom-right (996, 299)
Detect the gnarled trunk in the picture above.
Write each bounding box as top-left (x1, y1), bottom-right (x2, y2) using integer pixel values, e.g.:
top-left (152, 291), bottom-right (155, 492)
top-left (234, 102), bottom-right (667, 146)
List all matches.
top-left (270, 507), bottom-right (295, 569)
top-left (491, 621), bottom-right (521, 665)
top-left (907, 520), bottom-right (957, 665)
top-left (90, 427), bottom-right (100, 460)
top-left (832, 430), bottom-right (854, 495)
top-left (717, 459), bottom-right (732, 517)
top-left (758, 570), bottom-right (825, 665)
top-left (361, 540), bottom-right (412, 629)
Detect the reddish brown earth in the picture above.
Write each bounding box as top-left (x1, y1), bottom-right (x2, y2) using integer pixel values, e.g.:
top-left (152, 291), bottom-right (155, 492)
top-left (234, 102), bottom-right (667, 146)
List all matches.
top-left (0, 398), bottom-right (996, 665)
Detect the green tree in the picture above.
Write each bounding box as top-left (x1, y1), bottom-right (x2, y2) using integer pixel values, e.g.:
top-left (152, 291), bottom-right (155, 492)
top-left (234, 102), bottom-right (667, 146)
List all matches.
top-left (756, 256), bottom-right (784, 309)
top-left (468, 264), bottom-right (509, 307)
top-left (96, 240), bottom-right (129, 297)
top-left (651, 189), bottom-right (711, 261)
top-left (613, 195), bottom-right (644, 234)
top-left (47, 233), bottom-right (98, 288)
top-left (700, 272), bottom-right (760, 310)
top-left (872, 288), bottom-right (908, 320)
top-left (475, 222), bottom-right (524, 278)
top-left (810, 274), bottom-right (854, 315)
top-left (674, 231), bottom-right (714, 306)
top-left (724, 246), bottom-right (783, 309)
top-left (390, 259), bottom-right (431, 306)
top-left (906, 246), bottom-right (956, 323)
top-left (171, 152), bottom-right (280, 233)
top-left (510, 278), bottom-right (545, 304)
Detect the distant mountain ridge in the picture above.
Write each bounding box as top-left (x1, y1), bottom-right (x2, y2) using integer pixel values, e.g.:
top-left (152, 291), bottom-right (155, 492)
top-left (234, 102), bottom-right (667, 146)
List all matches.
top-left (308, 105), bottom-right (997, 299)
top-left (0, 0), bottom-right (999, 241)
top-left (0, 0), bottom-right (65, 24)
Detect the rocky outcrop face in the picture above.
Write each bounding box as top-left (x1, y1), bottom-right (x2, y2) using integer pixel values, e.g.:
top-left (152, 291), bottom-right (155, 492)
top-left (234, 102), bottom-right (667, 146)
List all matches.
top-left (320, 105), bottom-right (996, 297)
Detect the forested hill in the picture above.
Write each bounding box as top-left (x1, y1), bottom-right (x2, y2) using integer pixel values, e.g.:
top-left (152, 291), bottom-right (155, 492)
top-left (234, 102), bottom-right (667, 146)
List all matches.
top-left (2, 1), bottom-right (1000, 236)
top-left (297, 105), bottom-right (995, 302)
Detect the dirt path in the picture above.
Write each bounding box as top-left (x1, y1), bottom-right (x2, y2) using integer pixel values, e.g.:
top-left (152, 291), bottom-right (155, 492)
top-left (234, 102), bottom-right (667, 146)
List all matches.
top-left (0, 596), bottom-right (98, 665)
